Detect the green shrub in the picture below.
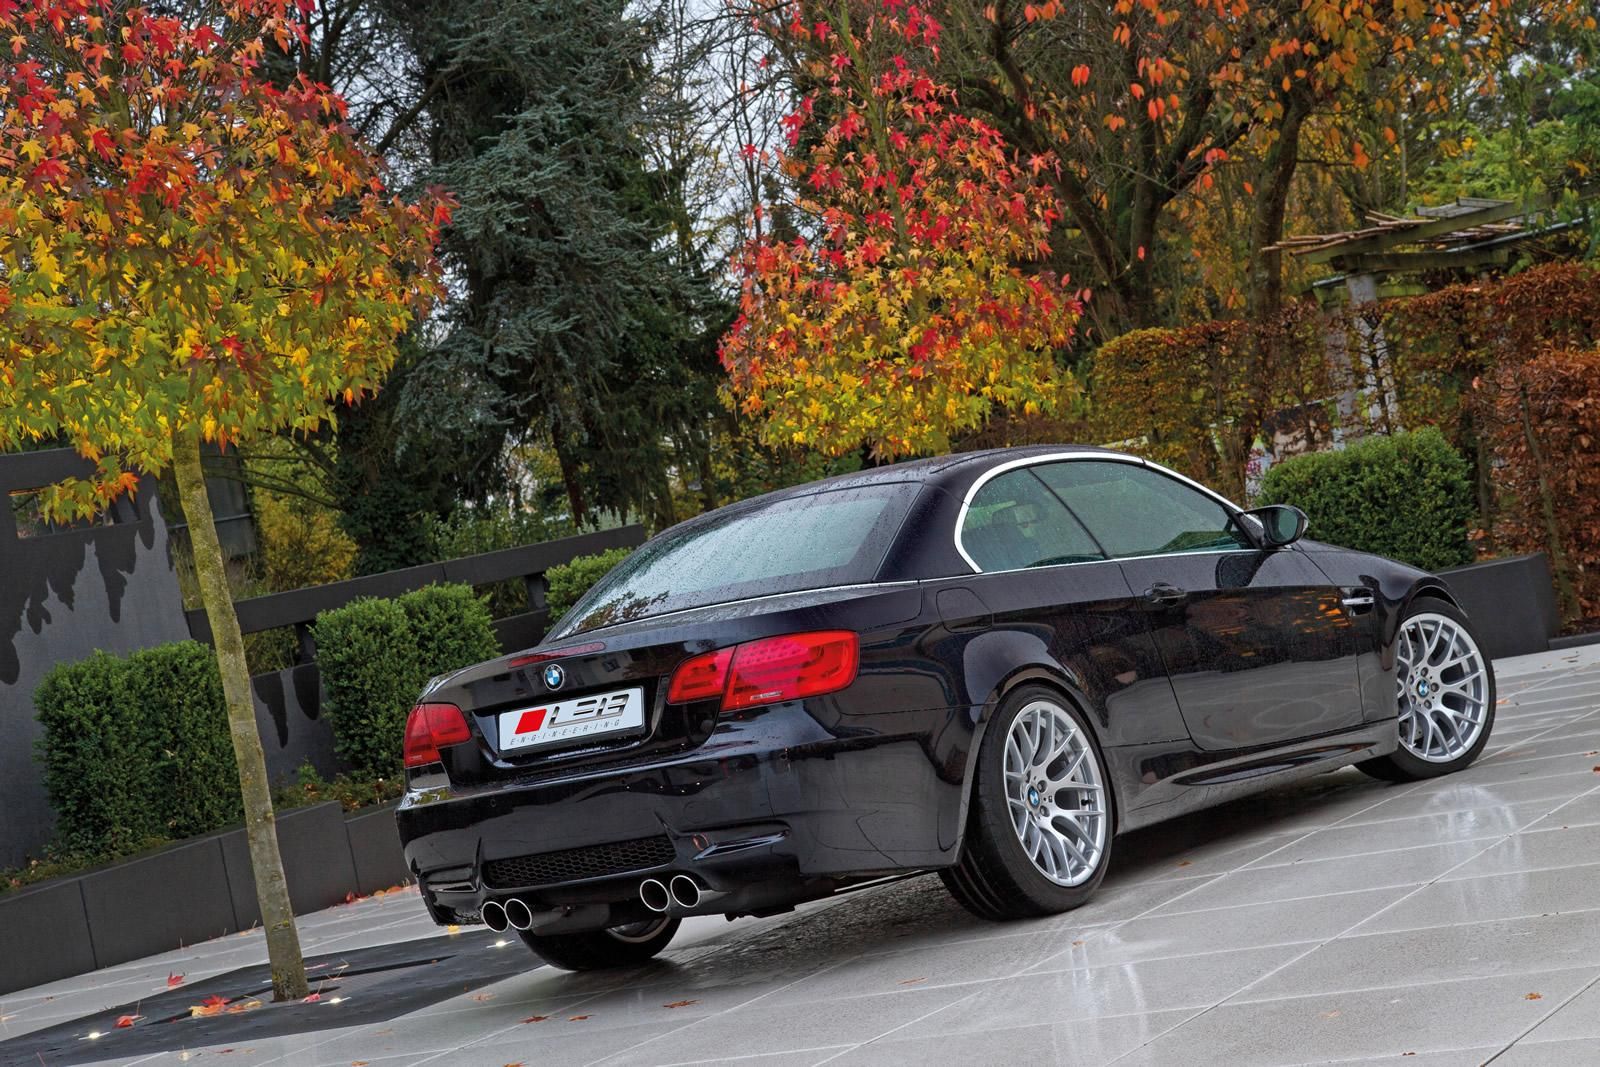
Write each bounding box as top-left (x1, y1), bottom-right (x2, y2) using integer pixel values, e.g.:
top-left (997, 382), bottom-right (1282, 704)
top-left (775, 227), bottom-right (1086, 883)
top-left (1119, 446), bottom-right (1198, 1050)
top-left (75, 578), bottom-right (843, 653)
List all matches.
top-left (400, 584), bottom-right (501, 679)
top-left (33, 641), bottom-right (239, 856)
top-left (124, 642), bottom-right (241, 837)
top-left (1256, 428), bottom-right (1475, 570)
top-left (314, 583), bottom-right (500, 778)
top-left (546, 547), bottom-right (632, 619)
top-left (313, 596), bottom-right (421, 778)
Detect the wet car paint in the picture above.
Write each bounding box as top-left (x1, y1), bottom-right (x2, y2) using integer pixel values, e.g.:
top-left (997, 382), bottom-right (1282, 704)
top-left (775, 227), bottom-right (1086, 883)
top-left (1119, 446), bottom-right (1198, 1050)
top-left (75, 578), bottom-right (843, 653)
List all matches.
top-left (396, 445), bottom-right (1457, 932)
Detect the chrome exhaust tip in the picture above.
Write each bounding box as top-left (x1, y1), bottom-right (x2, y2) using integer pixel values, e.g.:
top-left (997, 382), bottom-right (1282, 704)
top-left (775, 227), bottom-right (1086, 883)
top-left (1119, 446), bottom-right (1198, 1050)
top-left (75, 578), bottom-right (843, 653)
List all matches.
top-left (669, 875), bottom-right (702, 910)
top-left (481, 900), bottom-right (509, 932)
top-left (504, 898), bottom-right (535, 931)
top-left (639, 878), bottom-right (671, 913)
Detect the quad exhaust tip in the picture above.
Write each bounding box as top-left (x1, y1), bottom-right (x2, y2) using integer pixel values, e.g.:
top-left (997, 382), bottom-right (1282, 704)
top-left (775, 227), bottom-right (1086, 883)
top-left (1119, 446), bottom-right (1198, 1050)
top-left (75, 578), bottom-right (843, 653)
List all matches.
top-left (481, 899), bottom-right (509, 932)
top-left (669, 875), bottom-right (702, 909)
top-left (639, 878), bottom-right (671, 913)
top-left (504, 898), bottom-right (535, 931)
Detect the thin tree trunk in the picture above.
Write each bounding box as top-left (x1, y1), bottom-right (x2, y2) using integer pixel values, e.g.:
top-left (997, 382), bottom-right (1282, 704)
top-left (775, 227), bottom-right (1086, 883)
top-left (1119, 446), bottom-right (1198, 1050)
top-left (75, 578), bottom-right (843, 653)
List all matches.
top-left (173, 425), bottom-right (309, 1002)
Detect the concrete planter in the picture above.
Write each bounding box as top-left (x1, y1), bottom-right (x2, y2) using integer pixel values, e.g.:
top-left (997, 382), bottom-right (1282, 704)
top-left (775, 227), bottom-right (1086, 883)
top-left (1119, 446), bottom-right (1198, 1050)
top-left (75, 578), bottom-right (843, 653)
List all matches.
top-left (345, 801), bottom-right (410, 896)
top-left (1437, 552), bottom-right (1560, 660)
top-left (0, 877), bottom-right (97, 995)
top-left (0, 800), bottom-right (410, 996)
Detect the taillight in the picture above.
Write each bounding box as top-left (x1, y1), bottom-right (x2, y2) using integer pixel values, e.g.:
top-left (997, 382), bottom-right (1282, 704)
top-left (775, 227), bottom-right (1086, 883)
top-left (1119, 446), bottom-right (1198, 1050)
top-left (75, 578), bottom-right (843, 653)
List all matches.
top-left (666, 631), bottom-right (858, 711)
top-left (403, 703), bottom-right (472, 768)
top-left (666, 647), bottom-right (733, 703)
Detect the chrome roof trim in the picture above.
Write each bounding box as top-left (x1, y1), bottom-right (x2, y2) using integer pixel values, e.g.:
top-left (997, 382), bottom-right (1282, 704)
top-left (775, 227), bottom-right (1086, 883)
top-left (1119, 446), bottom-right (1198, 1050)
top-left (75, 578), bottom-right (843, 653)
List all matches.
top-left (952, 451), bottom-right (1244, 574)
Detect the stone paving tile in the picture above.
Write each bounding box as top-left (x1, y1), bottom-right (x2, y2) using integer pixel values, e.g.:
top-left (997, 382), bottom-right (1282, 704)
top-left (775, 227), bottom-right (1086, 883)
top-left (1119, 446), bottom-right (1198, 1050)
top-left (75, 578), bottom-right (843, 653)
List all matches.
top-left (1242, 911), bottom-right (1600, 1000)
top-left (1494, 1037), bottom-right (1600, 1066)
top-left (1352, 863), bottom-right (1600, 934)
top-left (1110, 968), bottom-right (1600, 1067)
top-left (590, 985), bottom-right (977, 1066)
top-left (1517, 977), bottom-right (1600, 1043)
top-left (822, 1008), bottom-right (1196, 1066)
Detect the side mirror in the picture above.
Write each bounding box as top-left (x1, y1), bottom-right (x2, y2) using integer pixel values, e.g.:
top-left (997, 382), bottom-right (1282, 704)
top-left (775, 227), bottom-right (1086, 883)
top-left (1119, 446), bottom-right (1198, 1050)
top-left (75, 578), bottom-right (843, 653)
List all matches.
top-left (1241, 504), bottom-right (1308, 548)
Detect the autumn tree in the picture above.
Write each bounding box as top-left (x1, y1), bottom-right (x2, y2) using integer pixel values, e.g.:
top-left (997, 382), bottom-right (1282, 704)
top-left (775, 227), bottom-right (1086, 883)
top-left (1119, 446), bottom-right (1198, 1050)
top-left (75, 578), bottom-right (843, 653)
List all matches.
top-left (722, 2), bottom-right (1082, 458)
top-left (823, 0), bottom-right (1580, 333)
top-left (0, 0), bottom-right (444, 999)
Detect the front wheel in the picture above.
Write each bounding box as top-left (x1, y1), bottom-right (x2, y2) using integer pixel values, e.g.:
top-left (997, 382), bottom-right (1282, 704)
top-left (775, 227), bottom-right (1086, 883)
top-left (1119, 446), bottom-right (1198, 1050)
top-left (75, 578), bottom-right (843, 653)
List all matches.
top-left (518, 915), bottom-right (681, 971)
top-left (1359, 596), bottom-right (1496, 782)
top-left (942, 686), bottom-right (1114, 920)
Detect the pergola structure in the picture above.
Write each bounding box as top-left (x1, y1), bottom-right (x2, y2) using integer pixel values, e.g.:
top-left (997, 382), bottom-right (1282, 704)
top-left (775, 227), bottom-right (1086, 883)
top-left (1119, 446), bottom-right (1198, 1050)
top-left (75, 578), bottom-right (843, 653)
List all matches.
top-left (1266, 188), bottom-right (1596, 437)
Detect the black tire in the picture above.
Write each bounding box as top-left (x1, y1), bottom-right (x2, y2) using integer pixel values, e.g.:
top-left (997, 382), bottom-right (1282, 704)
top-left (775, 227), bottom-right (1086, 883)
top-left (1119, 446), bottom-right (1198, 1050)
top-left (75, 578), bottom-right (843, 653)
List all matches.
top-left (942, 685), bottom-right (1114, 920)
top-left (518, 915), bottom-right (681, 971)
top-left (1358, 596), bottom-right (1496, 783)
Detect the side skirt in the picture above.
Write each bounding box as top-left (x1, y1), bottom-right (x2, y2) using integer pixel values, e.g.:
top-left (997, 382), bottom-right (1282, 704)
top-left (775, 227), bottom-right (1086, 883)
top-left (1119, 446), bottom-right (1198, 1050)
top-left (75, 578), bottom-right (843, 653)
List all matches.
top-left (1111, 720), bottom-right (1400, 834)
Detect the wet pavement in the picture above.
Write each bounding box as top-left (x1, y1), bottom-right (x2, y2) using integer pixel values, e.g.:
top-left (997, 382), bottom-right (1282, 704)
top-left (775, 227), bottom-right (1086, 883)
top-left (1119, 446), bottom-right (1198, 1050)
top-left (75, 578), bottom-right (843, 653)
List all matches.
top-left (5, 643), bottom-right (1599, 1067)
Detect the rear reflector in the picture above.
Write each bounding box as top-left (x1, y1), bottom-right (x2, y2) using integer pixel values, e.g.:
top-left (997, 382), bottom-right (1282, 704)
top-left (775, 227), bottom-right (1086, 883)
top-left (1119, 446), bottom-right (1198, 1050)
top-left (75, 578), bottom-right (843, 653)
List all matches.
top-left (666, 631), bottom-right (859, 711)
top-left (403, 703), bottom-right (472, 768)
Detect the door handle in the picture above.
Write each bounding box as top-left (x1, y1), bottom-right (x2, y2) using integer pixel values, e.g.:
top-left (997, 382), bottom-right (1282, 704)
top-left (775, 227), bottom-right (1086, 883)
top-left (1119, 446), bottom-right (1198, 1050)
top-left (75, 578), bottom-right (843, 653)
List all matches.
top-left (1340, 587), bottom-right (1376, 614)
top-left (1142, 582), bottom-right (1189, 607)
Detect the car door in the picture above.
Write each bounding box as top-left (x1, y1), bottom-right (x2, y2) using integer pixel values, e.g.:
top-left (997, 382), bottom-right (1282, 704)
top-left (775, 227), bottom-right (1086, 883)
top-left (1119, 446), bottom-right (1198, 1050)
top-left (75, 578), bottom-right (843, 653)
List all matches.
top-left (953, 464), bottom-right (1191, 750)
top-left (1033, 458), bottom-right (1366, 752)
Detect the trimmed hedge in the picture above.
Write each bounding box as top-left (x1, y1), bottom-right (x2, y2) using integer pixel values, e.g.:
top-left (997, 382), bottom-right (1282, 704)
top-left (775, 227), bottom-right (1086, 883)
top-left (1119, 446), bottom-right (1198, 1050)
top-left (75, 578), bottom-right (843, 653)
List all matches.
top-left (313, 583), bottom-right (500, 778)
top-left (34, 641), bottom-right (240, 856)
top-left (1256, 428), bottom-right (1475, 571)
top-left (546, 547), bottom-right (632, 620)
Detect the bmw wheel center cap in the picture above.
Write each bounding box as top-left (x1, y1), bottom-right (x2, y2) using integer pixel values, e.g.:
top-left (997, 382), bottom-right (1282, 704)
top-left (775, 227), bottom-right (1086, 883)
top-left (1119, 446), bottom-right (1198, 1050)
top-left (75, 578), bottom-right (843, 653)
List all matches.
top-left (543, 663), bottom-right (565, 690)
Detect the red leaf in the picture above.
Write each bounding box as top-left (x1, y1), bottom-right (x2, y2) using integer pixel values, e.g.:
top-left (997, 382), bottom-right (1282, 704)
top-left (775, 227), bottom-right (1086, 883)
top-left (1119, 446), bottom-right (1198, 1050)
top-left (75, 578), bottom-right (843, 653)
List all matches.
top-left (167, 972), bottom-right (185, 988)
top-left (115, 1014), bottom-right (140, 1028)
top-left (303, 992), bottom-right (322, 1003)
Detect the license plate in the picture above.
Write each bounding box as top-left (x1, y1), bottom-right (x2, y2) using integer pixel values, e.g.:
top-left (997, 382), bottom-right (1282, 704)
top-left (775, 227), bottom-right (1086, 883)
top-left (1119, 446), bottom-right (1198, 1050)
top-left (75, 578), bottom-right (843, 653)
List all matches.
top-left (497, 688), bottom-right (645, 753)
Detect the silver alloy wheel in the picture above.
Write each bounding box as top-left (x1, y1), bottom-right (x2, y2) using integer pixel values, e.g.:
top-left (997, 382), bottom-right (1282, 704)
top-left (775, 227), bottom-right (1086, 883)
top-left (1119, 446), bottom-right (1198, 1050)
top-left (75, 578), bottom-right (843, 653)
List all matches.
top-left (1003, 699), bottom-right (1109, 886)
top-left (1396, 611), bottom-right (1490, 763)
top-left (606, 916), bottom-right (673, 943)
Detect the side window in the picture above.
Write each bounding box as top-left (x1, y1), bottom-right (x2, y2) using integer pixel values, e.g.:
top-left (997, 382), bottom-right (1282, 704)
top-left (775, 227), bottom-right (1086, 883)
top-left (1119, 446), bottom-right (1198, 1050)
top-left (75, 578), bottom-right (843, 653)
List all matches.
top-left (1034, 461), bottom-right (1250, 558)
top-left (960, 468), bottom-right (1106, 572)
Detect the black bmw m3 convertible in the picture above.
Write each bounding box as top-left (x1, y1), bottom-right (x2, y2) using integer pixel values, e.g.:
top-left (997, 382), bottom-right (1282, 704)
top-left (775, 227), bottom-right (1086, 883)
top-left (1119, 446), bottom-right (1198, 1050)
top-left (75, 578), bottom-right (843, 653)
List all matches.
top-left (396, 446), bottom-right (1495, 970)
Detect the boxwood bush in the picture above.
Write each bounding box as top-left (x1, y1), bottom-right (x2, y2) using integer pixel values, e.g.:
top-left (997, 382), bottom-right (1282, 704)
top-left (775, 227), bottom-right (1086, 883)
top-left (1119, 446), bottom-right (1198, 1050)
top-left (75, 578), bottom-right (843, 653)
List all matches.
top-left (33, 641), bottom-right (240, 856)
top-left (546, 547), bottom-right (632, 620)
top-left (313, 583), bottom-right (500, 778)
top-left (1256, 428), bottom-right (1475, 571)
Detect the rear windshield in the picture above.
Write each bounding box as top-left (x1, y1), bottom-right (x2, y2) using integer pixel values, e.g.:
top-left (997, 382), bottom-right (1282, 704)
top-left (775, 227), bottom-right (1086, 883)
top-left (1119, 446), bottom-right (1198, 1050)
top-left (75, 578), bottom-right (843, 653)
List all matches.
top-left (549, 482), bottom-right (916, 637)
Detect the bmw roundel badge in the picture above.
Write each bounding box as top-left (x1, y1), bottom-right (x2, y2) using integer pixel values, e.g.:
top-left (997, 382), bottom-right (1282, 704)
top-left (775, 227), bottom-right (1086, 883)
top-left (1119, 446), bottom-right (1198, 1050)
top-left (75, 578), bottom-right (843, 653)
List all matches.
top-left (543, 663), bottom-right (565, 691)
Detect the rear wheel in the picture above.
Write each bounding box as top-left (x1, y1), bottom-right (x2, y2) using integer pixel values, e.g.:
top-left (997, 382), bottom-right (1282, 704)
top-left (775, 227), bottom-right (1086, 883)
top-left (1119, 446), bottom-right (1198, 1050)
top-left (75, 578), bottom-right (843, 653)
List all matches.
top-left (942, 686), bottom-right (1114, 920)
top-left (518, 915), bottom-right (681, 971)
top-left (1359, 597), bottom-right (1496, 782)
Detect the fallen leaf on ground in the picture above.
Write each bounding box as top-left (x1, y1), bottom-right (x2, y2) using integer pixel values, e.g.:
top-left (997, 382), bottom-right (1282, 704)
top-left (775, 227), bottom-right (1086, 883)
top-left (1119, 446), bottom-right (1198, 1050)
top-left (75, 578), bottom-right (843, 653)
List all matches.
top-left (1526, 993), bottom-right (1543, 1000)
top-left (897, 978), bottom-right (926, 986)
top-left (568, 1014), bottom-right (590, 1021)
top-left (1072, 940), bottom-right (1084, 947)
top-left (190, 996), bottom-right (229, 1018)
top-left (521, 1015), bottom-right (547, 1024)
top-left (166, 973), bottom-right (185, 988)
top-left (663, 1000), bottom-right (699, 1008)
top-left (446, 924), bottom-right (461, 935)
top-left (225, 999), bottom-right (262, 1015)
top-left (302, 993), bottom-right (322, 1003)
top-left (352, 1061), bottom-right (369, 1066)
top-left (1320, 1010), bottom-right (1341, 1019)
top-left (472, 993), bottom-right (494, 1002)
top-left (115, 1015), bottom-right (140, 1028)
top-left (1176, 860), bottom-right (1192, 867)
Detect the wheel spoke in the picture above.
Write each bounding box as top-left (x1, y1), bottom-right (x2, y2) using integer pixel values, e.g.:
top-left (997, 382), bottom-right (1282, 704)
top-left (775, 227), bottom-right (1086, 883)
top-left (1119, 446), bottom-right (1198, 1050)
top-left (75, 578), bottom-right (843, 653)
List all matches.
top-left (1394, 613), bottom-right (1490, 764)
top-left (1003, 700), bottom-right (1109, 888)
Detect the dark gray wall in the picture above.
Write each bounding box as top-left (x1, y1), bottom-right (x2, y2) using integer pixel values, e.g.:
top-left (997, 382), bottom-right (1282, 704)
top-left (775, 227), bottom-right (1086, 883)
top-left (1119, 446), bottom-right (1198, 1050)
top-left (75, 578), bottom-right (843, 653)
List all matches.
top-left (0, 450), bottom-right (191, 868)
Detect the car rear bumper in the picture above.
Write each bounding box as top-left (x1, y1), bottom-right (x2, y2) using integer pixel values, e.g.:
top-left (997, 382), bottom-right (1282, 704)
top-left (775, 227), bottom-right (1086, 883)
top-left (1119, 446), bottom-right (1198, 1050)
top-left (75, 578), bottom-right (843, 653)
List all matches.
top-left (397, 702), bottom-right (966, 926)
